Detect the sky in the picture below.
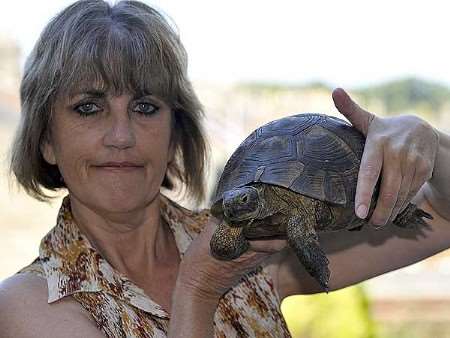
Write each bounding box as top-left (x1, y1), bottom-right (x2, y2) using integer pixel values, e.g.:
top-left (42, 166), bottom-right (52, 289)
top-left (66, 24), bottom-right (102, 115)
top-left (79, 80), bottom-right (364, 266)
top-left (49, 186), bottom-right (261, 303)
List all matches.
top-left (2, 0), bottom-right (450, 88)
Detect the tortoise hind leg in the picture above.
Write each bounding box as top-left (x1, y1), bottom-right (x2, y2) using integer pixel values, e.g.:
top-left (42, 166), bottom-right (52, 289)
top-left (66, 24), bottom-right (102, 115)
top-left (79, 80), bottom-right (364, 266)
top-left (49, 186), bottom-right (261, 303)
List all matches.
top-left (210, 221), bottom-right (250, 260)
top-left (286, 212), bottom-right (330, 292)
top-left (394, 203), bottom-right (433, 229)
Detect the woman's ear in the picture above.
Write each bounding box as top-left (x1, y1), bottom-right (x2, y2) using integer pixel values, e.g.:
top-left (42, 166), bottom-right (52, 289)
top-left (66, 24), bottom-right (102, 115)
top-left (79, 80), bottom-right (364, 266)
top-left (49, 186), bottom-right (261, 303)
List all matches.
top-left (40, 141), bottom-right (57, 165)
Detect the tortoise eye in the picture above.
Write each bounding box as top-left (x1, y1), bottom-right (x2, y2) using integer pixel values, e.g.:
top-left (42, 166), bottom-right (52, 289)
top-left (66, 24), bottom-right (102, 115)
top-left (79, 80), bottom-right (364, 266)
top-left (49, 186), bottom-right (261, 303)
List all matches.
top-left (241, 195), bottom-right (248, 203)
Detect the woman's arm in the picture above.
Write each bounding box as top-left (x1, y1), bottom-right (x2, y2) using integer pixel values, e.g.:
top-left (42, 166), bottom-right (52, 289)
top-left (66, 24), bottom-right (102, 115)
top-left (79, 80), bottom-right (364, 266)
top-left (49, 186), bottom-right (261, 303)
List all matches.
top-left (273, 89), bottom-right (450, 298)
top-left (167, 89), bottom-right (450, 334)
top-left (168, 217), bottom-right (286, 337)
top-left (427, 128), bottom-right (450, 220)
top-left (0, 274), bottom-right (103, 338)
top-left (168, 284), bottom-right (218, 338)
top-left (167, 219), bottom-right (278, 337)
top-left (274, 184), bottom-right (450, 298)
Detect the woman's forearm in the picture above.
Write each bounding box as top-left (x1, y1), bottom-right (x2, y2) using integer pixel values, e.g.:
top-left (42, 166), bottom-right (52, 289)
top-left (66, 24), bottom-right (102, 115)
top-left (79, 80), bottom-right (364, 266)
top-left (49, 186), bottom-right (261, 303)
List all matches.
top-left (167, 217), bottom-right (285, 337)
top-left (428, 130), bottom-right (450, 220)
top-left (168, 283), bottom-right (219, 338)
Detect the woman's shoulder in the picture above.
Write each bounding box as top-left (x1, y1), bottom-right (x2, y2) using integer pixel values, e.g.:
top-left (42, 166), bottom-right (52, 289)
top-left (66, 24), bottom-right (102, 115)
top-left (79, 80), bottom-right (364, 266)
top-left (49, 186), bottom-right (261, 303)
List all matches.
top-left (0, 273), bottom-right (102, 337)
top-left (17, 258), bottom-right (46, 277)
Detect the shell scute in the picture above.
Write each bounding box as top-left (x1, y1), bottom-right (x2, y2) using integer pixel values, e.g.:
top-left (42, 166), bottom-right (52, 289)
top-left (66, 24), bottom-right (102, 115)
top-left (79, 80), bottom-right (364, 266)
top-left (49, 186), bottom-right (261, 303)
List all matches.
top-left (256, 114), bottom-right (319, 138)
top-left (213, 113), bottom-right (365, 207)
top-left (259, 161), bottom-right (305, 188)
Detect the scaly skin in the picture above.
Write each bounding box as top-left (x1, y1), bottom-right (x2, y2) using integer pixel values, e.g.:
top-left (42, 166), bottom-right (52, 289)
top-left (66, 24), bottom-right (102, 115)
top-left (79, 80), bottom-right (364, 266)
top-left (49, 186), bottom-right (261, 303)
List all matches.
top-left (210, 182), bottom-right (432, 290)
top-left (210, 183), bottom-right (333, 289)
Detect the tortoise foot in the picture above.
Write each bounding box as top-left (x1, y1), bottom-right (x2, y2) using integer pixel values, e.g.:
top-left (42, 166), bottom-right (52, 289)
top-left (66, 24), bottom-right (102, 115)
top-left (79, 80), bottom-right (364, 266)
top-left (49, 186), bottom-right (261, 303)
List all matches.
top-left (394, 203), bottom-right (433, 229)
top-left (210, 222), bottom-right (249, 260)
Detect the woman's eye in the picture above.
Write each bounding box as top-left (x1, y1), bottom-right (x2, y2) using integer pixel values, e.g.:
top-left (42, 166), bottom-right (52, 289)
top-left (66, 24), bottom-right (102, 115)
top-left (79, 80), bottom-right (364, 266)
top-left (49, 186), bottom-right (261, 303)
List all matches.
top-left (134, 102), bottom-right (159, 116)
top-left (74, 102), bottom-right (101, 116)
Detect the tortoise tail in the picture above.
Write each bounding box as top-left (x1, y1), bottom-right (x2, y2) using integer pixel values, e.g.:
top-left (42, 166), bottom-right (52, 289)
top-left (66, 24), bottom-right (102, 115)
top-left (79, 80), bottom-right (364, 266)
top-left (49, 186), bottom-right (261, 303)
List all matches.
top-left (394, 203), bottom-right (433, 229)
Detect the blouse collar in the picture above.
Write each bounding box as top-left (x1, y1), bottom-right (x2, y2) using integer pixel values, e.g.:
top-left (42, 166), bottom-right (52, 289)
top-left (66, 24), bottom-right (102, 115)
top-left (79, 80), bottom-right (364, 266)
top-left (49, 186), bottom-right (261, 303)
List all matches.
top-left (39, 194), bottom-right (210, 318)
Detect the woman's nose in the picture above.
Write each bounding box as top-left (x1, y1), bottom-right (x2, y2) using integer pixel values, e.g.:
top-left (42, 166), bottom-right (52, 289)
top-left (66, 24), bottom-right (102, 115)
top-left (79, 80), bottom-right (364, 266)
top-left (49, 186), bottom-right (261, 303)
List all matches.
top-left (103, 114), bottom-right (136, 149)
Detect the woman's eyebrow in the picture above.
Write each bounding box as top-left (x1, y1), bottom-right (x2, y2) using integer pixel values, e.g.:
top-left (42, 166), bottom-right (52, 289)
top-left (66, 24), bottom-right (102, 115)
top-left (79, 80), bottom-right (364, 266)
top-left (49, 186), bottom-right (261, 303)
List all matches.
top-left (133, 89), bottom-right (153, 99)
top-left (68, 89), bottom-right (156, 101)
top-left (70, 89), bottom-right (106, 99)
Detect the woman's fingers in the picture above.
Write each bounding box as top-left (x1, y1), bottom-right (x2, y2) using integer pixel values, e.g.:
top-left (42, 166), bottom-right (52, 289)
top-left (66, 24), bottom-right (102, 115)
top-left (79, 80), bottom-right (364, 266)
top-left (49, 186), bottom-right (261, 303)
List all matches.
top-left (204, 218), bottom-right (287, 261)
top-left (248, 238), bottom-right (287, 253)
top-left (354, 139), bottom-right (383, 219)
top-left (390, 167), bottom-right (414, 222)
top-left (334, 89), bottom-right (438, 229)
top-left (369, 151), bottom-right (402, 227)
top-left (333, 87), bottom-right (382, 220)
top-left (390, 148), bottom-right (419, 221)
top-left (401, 152), bottom-right (434, 210)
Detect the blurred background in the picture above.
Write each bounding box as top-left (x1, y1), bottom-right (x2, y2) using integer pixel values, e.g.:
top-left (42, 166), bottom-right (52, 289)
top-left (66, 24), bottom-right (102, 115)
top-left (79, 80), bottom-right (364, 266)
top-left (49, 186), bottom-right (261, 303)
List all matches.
top-left (1, 1), bottom-right (450, 337)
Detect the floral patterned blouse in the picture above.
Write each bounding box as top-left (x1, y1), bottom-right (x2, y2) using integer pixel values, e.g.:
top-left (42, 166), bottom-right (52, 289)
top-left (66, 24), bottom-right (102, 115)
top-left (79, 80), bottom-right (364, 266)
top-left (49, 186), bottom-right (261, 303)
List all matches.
top-left (19, 195), bottom-right (291, 337)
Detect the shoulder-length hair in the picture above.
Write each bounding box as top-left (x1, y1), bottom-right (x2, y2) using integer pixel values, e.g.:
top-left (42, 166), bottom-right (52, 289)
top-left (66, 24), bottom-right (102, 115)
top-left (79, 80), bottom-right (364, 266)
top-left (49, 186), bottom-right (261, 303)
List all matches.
top-left (10, 0), bottom-right (208, 203)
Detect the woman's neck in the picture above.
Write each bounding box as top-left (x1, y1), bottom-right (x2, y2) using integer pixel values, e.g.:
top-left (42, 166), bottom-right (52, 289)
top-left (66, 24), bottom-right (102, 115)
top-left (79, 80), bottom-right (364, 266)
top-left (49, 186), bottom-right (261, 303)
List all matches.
top-left (68, 194), bottom-right (179, 279)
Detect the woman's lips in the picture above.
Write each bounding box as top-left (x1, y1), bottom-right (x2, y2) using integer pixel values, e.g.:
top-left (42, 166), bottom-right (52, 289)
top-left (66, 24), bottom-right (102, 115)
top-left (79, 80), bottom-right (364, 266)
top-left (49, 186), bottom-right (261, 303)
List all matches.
top-left (94, 162), bottom-right (144, 172)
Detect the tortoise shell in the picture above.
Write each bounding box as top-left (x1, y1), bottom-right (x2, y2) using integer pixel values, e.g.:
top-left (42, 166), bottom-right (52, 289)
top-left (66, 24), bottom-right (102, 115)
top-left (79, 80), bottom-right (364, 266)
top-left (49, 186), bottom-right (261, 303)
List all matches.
top-left (212, 113), bottom-right (365, 210)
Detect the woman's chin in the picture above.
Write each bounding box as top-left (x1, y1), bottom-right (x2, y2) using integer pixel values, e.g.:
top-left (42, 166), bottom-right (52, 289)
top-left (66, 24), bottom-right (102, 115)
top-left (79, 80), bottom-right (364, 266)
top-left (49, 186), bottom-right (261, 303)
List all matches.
top-left (72, 186), bottom-right (158, 217)
top-left (99, 192), bottom-right (156, 214)
top-left (67, 175), bottom-right (162, 216)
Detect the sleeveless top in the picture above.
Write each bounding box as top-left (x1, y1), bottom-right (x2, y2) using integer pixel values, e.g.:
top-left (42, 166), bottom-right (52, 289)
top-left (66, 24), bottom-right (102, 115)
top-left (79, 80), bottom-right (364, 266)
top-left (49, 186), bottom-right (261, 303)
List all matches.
top-left (18, 195), bottom-right (291, 337)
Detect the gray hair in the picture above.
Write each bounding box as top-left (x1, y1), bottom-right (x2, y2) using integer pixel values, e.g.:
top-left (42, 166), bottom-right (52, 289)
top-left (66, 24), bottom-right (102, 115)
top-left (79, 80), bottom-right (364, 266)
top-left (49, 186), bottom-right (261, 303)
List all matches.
top-left (10, 0), bottom-right (208, 203)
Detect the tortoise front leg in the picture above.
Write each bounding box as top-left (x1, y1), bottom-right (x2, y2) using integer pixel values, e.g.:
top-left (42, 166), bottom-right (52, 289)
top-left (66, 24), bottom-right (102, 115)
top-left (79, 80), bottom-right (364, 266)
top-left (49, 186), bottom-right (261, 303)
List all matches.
top-left (210, 221), bottom-right (250, 260)
top-left (286, 211), bottom-right (330, 291)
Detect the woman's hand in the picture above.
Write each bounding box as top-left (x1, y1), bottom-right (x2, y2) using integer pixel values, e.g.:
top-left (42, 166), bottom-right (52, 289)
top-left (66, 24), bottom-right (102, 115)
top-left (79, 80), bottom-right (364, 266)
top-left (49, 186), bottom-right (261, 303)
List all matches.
top-left (176, 217), bottom-right (286, 300)
top-left (168, 218), bottom-right (286, 337)
top-left (275, 91), bottom-right (450, 299)
top-left (332, 88), bottom-right (439, 227)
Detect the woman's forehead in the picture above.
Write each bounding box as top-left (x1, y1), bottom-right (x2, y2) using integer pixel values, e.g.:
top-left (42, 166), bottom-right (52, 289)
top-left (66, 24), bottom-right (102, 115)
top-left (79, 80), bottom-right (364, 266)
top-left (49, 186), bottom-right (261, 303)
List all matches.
top-left (67, 85), bottom-right (153, 98)
top-left (53, 26), bottom-right (179, 104)
top-left (62, 78), bottom-right (159, 101)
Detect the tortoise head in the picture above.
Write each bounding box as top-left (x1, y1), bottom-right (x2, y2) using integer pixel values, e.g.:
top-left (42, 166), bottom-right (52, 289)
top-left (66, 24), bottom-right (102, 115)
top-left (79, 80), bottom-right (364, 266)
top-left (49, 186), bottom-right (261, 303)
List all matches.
top-left (222, 186), bottom-right (263, 224)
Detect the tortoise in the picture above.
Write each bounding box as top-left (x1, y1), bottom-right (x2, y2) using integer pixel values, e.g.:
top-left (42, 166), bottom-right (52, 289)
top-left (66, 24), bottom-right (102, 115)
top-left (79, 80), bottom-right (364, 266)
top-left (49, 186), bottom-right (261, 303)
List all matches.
top-left (209, 113), bottom-right (432, 291)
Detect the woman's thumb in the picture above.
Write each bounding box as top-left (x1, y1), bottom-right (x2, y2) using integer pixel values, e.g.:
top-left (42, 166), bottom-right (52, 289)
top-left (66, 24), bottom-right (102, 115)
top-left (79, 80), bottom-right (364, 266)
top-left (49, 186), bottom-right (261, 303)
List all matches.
top-left (332, 88), bottom-right (374, 136)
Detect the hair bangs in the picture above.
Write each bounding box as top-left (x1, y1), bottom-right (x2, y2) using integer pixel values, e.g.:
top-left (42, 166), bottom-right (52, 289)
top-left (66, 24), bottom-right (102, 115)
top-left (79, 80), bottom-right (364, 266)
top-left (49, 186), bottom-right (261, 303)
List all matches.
top-left (58, 24), bottom-right (177, 104)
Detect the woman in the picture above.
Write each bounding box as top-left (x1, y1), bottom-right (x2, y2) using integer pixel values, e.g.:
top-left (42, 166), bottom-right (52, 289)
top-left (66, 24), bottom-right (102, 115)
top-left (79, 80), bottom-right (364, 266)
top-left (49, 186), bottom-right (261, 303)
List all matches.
top-left (0, 0), bottom-right (449, 337)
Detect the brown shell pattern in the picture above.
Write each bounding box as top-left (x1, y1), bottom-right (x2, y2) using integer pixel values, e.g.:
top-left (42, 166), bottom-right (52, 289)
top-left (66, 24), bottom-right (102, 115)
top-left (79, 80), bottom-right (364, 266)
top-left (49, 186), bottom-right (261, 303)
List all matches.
top-left (213, 113), bottom-right (365, 208)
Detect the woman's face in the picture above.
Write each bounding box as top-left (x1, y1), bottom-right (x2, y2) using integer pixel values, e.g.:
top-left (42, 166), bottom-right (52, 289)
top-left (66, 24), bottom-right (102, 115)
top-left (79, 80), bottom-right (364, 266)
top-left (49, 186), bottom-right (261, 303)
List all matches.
top-left (42, 88), bottom-right (174, 215)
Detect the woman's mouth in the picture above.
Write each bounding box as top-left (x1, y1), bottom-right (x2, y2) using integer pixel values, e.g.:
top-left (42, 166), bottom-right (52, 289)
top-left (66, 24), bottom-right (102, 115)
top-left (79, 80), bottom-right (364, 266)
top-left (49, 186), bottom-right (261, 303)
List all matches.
top-left (94, 162), bottom-right (144, 172)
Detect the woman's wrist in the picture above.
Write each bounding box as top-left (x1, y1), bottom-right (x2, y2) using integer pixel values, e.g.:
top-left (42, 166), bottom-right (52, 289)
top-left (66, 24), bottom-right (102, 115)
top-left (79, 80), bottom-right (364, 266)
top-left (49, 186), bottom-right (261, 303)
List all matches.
top-left (173, 276), bottom-right (222, 306)
top-left (427, 129), bottom-right (450, 219)
top-left (168, 278), bottom-right (220, 338)
top-left (429, 130), bottom-right (450, 193)
top-left (175, 260), bottom-right (225, 303)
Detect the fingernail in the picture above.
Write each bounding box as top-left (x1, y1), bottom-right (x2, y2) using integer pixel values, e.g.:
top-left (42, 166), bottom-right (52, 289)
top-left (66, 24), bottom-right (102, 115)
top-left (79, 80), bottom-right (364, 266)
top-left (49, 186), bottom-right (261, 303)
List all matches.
top-left (356, 205), bottom-right (368, 219)
top-left (370, 218), bottom-right (385, 229)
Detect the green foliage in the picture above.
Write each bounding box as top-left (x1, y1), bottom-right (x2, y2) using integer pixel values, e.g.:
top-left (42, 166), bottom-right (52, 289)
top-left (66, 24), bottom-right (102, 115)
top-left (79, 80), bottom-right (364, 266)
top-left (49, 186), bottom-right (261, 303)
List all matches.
top-left (281, 285), bottom-right (377, 338)
top-left (355, 77), bottom-right (450, 116)
top-left (235, 81), bottom-right (331, 94)
top-left (236, 77), bottom-right (450, 119)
